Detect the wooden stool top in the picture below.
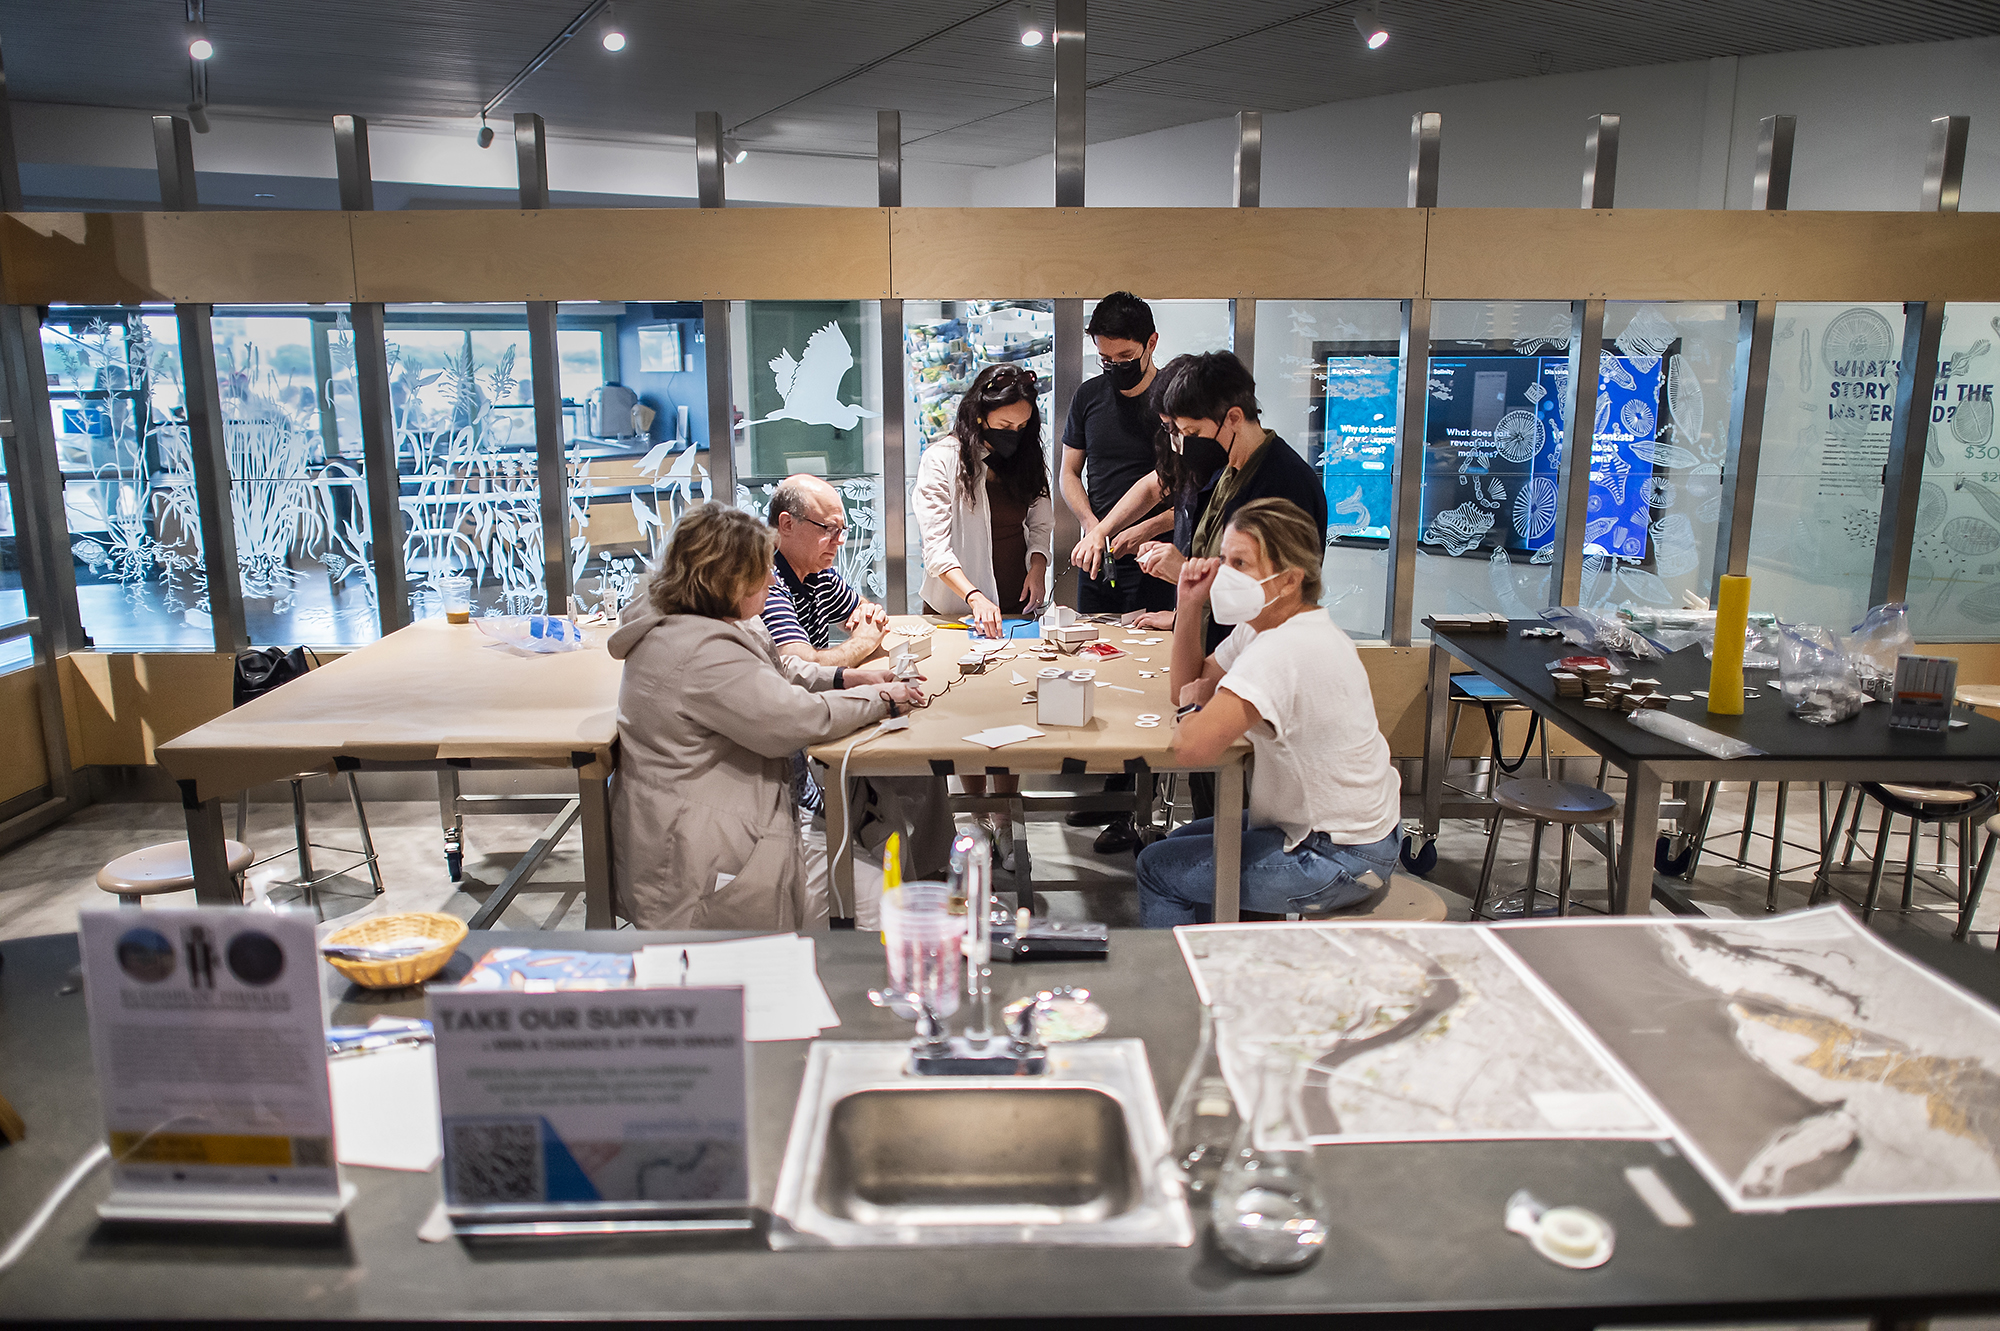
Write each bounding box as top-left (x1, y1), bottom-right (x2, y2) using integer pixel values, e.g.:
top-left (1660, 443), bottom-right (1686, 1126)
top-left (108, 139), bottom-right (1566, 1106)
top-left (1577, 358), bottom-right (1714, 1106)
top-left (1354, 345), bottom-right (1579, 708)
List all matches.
top-left (1879, 782), bottom-right (1982, 806)
top-left (97, 840), bottom-right (254, 896)
top-left (1493, 777), bottom-right (1619, 825)
top-left (1319, 876), bottom-right (1449, 923)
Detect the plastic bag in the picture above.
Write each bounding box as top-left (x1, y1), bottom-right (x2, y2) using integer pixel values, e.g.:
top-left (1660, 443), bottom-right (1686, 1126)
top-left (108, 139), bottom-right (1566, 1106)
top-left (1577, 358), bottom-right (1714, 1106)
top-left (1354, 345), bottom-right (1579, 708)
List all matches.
top-left (1776, 623), bottom-right (1865, 725)
top-left (1539, 606), bottom-right (1663, 660)
top-left (475, 615), bottom-right (588, 653)
top-left (1843, 603), bottom-right (1914, 701)
top-left (1625, 709), bottom-right (1765, 758)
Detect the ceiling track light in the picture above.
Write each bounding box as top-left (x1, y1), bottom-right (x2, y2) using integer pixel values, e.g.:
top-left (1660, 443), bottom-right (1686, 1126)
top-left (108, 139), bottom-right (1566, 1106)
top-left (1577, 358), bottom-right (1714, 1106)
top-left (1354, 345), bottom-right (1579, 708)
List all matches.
top-left (599, 0), bottom-right (626, 51)
top-left (1018, 4), bottom-right (1044, 46)
top-left (722, 135), bottom-right (748, 165)
top-left (1353, 1), bottom-right (1389, 50)
top-left (185, 0), bottom-right (212, 59)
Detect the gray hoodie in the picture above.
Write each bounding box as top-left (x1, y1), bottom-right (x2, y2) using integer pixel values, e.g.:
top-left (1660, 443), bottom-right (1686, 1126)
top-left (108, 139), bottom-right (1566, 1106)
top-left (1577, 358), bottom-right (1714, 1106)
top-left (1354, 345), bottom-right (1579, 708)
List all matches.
top-left (607, 600), bottom-right (887, 930)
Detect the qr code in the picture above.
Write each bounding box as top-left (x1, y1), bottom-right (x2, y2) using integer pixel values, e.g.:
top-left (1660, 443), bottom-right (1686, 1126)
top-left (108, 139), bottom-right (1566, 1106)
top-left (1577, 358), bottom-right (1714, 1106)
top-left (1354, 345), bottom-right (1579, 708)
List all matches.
top-left (447, 1120), bottom-right (543, 1204)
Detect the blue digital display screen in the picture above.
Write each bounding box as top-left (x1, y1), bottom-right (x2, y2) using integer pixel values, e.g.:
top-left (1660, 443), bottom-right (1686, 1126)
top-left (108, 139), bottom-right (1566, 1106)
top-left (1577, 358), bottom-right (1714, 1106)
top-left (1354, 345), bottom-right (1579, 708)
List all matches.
top-left (1417, 353), bottom-right (1665, 562)
top-left (1319, 356), bottom-right (1398, 540)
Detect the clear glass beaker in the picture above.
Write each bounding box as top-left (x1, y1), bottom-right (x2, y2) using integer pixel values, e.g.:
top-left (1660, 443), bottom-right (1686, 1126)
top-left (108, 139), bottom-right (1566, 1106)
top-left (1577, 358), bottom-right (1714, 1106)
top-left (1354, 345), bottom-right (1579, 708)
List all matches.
top-left (1212, 1053), bottom-right (1328, 1273)
top-left (881, 882), bottom-right (963, 1019)
top-left (1165, 1004), bottom-right (1241, 1201)
top-left (434, 575), bottom-right (472, 624)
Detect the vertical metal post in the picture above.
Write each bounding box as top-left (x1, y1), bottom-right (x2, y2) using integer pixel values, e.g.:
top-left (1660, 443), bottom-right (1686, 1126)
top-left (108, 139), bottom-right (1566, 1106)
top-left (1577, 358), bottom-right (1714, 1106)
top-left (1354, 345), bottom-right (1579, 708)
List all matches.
top-left (1870, 116), bottom-right (1966, 605)
top-left (1230, 111), bottom-right (1260, 368)
top-left (155, 115), bottom-right (245, 651)
top-left (1713, 115), bottom-right (1792, 593)
top-left (334, 114), bottom-right (410, 633)
top-left (877, 111), bottom-right (908, 611)
top-left (1920, 114), bottom-right (1969, 214)
top-left (1052, 0), bottom-right (1085, 209)
top-left (514, 114), bottom-right (569, 615)
top-left (1582, 114), bottom-right (1619, 209)
top-left (1551, 300), bottom-right (1607, 605)
top-left (1386, 113), bottom-right (1439, 645)
top-left (696, 112), bottom-right (734, 503)
top-left (1049, 0), bottom-right (1086, 604)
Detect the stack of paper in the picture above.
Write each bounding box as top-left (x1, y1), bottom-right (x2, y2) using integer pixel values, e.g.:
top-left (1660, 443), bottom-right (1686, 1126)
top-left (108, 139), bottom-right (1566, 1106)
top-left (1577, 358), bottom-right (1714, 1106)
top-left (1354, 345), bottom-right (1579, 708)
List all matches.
top-left (961, 724), bottom-right (1045, 749)
top-left (631, 933), bottom-right (841, 1042)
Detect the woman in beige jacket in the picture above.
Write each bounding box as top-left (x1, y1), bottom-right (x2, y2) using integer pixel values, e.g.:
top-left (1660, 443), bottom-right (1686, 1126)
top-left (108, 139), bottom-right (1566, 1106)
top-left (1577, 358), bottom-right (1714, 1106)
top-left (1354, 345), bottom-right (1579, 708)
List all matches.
top-left (608, 502), bottom-right (923, 930)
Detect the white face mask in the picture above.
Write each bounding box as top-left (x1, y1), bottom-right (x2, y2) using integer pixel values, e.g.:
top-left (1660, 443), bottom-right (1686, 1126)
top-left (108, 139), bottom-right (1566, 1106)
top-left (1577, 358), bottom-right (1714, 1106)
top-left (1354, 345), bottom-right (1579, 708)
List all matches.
top-left (1210, 565), bottom-right (1283, 625)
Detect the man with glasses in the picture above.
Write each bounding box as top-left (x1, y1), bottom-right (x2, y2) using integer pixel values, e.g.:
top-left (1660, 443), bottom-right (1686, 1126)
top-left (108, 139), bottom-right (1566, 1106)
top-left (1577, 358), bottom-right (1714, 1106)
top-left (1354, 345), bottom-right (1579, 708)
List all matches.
top-left (1062, 292), bottom-right (1178, 618)
top-left (762, 473), bottom-right (888, 668)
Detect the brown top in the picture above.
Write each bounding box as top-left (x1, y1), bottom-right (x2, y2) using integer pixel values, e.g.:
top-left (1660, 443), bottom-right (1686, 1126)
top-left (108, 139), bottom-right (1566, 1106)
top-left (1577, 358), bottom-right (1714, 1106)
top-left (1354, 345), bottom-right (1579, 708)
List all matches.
top-left (155, 619), bottom-right (622, 801)
top-left (986, 473), bottom-right (1031, 615)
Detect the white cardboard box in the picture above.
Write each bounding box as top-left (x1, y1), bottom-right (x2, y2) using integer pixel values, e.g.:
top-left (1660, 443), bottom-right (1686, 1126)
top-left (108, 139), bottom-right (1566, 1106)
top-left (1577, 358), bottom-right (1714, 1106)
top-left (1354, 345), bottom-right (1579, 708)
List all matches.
top-left (1036, 670), bottom-right (1096, 727)
top-left (1050, 623), bottom-right (1099, 646)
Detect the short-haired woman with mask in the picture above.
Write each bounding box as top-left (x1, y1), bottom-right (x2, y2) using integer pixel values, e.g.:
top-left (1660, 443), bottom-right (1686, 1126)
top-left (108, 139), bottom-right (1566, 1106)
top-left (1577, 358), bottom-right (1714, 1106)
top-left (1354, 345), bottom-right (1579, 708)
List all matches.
top-left (1136, 498), bottom-right (1402, 927)
top-left (609, 502), bottom-right (922, 930)
top-left (913, 362), bottom-right (1054, 639)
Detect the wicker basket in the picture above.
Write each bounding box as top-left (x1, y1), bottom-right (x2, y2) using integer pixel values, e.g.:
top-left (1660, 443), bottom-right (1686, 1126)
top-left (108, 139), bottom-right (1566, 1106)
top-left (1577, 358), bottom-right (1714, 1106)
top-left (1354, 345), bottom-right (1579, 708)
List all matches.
top-left (321, 912), bottom-right (468, 990)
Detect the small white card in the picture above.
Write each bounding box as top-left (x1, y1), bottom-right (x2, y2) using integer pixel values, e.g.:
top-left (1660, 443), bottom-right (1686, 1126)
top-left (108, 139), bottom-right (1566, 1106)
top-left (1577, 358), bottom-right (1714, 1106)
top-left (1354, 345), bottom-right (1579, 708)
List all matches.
top-left (962, 724), bottom-right (1046, 749)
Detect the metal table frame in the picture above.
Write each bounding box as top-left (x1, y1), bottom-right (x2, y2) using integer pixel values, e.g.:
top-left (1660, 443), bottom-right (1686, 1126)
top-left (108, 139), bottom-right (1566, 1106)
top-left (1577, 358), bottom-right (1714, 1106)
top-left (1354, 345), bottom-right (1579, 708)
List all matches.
top-left (1420, 622), bottom-right (2000, 916)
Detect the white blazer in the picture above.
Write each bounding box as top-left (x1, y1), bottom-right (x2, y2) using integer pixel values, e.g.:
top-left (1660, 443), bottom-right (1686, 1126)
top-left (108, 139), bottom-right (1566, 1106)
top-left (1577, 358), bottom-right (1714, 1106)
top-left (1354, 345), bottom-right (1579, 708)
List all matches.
top-left (913, 439), bottom-right (1055, 617)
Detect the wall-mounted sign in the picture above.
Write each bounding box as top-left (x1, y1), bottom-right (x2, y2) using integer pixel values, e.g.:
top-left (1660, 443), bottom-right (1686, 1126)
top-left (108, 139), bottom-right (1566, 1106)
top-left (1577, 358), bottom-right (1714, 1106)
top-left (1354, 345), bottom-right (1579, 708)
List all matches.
top-left (79, 907), bottom-right (349, 1225)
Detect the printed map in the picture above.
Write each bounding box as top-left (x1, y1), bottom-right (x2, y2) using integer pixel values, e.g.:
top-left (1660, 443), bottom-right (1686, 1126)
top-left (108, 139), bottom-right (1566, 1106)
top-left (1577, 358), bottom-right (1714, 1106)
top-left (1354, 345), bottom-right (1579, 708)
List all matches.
top-left (1175, 923), bottom-right (1663, 1143)
top-left (1499, 907), bottom-right (2000, 1210)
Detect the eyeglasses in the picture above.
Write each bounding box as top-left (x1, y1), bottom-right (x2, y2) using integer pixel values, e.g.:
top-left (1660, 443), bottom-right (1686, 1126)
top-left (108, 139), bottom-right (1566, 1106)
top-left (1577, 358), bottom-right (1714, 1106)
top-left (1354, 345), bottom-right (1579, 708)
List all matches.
top-left (798, 514), bottom-right (847, 540)
top-left (983, 364), bottom-right (1039, 392)
top-left (1096, 354), bottom-right (1143, 371)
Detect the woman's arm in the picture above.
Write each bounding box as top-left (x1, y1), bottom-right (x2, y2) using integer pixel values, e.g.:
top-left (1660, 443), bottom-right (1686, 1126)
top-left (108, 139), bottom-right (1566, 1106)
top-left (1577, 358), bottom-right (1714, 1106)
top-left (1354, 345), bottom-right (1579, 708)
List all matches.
top-left (1168, 555), bottom-right (1225, 715)
top-left (682, 631), bottom-right (889, 758)
top-left (1172, 686), bottom-right (1259, 768)
top-left (1071, 471), bottom-right (1164, 576)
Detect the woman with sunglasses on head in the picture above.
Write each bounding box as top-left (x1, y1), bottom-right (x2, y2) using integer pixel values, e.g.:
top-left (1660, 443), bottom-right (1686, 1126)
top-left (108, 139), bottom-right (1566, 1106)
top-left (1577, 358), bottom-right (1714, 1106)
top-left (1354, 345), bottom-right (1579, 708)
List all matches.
top-left (913, 362), bottom-right (1054, 638)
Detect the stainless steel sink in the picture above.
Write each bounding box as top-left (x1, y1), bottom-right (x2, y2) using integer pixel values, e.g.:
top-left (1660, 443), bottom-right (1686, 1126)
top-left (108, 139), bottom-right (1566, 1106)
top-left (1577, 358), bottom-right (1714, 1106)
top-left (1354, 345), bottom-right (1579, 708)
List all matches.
top-left (771, 1040), bottom-right (1193, 1248)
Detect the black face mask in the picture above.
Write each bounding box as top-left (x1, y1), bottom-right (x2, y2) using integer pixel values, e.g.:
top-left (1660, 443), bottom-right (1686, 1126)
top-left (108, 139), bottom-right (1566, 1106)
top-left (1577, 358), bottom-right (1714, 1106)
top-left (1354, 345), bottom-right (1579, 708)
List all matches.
top-left (1178, 428), bottom-right (1229, 477)
top-left (983, 426), bottom-right (1025, 459)
top-left (1103, 357), bottom-right (1147, 392)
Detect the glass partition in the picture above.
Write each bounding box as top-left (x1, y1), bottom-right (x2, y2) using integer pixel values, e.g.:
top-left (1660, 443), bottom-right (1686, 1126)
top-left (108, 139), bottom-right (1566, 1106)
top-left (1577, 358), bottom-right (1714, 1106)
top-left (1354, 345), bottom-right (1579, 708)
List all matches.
top-left (1409, 301), bottom-right (1568, 630)
top-left (729, 301), bottom-right (887, 604)
top-left (1078, 298), bottom-right (1232, 386)
top-left (901, 300), bottom-right (1054, 606)
top-left (1907, 301), bottom-right (2000, 642)
top-left (1744, 302), bottom-right (1906, 630)
top-left (1255, 299), bottom-right (1403, 641)
top-left (0, 440), bottom-right (28, 673)
top-left (43, 307), bottom-right (207, 649)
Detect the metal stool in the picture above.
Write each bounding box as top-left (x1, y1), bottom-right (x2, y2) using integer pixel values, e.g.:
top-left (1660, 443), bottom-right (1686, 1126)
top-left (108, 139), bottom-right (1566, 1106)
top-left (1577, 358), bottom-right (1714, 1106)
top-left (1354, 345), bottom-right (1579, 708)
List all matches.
top-left (1960, 812), bottom-right (2000, 947)
top-left (97, 840), bottom-right (254, 906)
top-left (1815, 782), bottom-right (1997, 923)
top-left (235, 769), bottom-right (385, 919)
top-left (1470, 778), bottom-right (1619, 919)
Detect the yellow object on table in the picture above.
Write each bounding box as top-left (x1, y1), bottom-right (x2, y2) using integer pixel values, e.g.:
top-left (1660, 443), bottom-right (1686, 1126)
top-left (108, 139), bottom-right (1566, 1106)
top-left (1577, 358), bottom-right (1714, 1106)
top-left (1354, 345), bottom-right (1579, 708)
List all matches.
top-left (1709, 574), bottom-right (1749, 716)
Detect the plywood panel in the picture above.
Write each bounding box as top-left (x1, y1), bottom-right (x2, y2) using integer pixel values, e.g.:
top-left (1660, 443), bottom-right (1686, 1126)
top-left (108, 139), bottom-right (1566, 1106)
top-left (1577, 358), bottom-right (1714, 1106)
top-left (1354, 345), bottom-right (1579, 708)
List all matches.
top-left (0, 667), bottom-right (50, 803)
top-left (63, 653), bottom-right (236, 768)
top-left (0, 212), bottom-right (357, 305)
top-left (351, 209), bottom-right (892, 302)
top-left (890, 208), bottom-right (1426, 299)
top-left (1425, 210), bottom-right (2000, 302)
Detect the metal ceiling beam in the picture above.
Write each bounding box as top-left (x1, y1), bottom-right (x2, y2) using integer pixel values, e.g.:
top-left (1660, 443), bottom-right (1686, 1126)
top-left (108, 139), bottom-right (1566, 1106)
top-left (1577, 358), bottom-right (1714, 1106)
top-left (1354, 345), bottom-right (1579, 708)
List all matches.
top-left (878, 110), bottom-right (908, 612)
top-left (1388, 112), bottom-right (1439, 645)
top-left (1582, 113), bottom-right (1619, 209)
top-left (480, 0), bottom-right (609, 121)
top-left (515, 114), bottom-right (569, 615)
top-left (1231, 110), bottom-right (1260, 368)
top-left (696, 111), bottom-right (735, 504)
top-left (1407, 111), bottom-right (1440, 208)
top-left (1750, 112), bottom-right (1795, 211)
top-left (1921, 114), bottom-right (1970, 213)
top-left (1050, 0), bottom-right (1086, 607)
top-left (153, 113), bottom-right (198, 210)
top-left (515, 112), bottom-right (550, 210)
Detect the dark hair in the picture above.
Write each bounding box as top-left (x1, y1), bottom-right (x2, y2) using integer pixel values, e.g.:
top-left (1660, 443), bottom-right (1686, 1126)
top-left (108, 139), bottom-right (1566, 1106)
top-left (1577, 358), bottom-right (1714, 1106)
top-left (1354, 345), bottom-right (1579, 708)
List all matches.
top-left (1161, 351), bottom-right (1260, 425)
top-left (952, 363), bottom-right (1050, 508)
top-left (1148, 355), bottom-right (1201, 500)
top-left (1084, 291), bottom-right (1155, 346)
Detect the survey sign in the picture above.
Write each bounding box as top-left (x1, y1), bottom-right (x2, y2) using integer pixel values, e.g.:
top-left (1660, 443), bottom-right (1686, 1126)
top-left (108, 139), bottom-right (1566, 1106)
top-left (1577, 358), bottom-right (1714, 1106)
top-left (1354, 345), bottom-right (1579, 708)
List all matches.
top-left (78, 907), bottom-right (349, 1224)
top-left (429, 985), bottom-right (749, 1226)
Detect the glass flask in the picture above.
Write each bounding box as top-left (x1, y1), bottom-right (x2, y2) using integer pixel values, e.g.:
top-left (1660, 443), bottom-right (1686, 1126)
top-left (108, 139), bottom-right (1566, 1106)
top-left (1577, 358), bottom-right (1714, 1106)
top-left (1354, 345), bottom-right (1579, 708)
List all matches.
top-left (1165, 1004), bottom-right (1241, 1201)
top-left (1211, 1053), bottom-right (1328, 1273)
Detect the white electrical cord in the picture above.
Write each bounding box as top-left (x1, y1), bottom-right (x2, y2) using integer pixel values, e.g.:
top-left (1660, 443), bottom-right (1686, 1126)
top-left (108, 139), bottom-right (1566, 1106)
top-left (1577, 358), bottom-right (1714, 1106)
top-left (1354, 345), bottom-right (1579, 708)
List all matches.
top-left (0, 1141), bottom-right (109, 1277)
top-left (826, 718), bottom-right (900, 918)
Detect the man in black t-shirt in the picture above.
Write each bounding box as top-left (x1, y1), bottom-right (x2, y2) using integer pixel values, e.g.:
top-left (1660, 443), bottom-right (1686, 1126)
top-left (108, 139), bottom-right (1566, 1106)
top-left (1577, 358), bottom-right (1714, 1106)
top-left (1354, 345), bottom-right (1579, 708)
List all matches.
top-left (1062, 292), bottom-right (1177, 617)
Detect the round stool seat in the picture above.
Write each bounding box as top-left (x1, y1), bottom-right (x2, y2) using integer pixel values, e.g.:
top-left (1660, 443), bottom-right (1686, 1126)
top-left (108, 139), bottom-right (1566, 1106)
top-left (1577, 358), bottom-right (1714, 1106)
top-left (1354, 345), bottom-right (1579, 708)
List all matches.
top-left (1317, 876), bottom-right (1448, 923)
top-left (1986, 812), bottom-right (2000, 837)
top-left (1493, 778), bottom-right (1618, 825)
top-left (1956, 683), bottom-right (2000, 711)
top-left (1878, 783), bottom-right (1979, 806)
top-left (97, 840), bottom-right (254, 898)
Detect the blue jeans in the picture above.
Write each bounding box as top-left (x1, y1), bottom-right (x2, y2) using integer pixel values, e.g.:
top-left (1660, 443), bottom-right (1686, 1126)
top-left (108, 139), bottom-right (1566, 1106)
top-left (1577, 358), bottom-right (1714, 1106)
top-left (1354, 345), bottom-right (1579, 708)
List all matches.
top-left (1136, 817), bottom-right (1402, 928)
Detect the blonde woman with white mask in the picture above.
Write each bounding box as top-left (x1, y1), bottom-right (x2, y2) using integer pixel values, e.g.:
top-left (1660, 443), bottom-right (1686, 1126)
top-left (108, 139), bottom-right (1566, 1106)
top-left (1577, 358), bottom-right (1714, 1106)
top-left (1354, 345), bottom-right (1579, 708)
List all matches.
top-left (1136, 497), bottom-right (1402, 927)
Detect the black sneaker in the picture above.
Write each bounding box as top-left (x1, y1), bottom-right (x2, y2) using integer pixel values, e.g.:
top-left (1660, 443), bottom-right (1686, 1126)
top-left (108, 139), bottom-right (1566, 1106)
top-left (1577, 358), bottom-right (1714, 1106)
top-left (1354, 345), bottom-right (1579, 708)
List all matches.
top-left (1067, 809), bottom-right (1118, 827)
top-left (1093, 818), bottom-right (1139, 854)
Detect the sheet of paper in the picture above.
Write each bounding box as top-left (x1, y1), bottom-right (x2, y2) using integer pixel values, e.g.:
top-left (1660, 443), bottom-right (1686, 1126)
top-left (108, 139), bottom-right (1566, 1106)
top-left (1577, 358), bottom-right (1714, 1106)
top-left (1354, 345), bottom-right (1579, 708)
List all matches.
top-left (962, 724), bottom-right (1045, 749)
top-left (330, 1043), bottom-right (442, 1172)
top-left (633, 933), bottom-right (839, 1042)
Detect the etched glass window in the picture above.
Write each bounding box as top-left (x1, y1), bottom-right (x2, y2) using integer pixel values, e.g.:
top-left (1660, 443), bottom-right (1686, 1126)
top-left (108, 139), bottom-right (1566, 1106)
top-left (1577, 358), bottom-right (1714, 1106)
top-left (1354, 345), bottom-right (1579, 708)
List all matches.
top-left (1255, 299), bottom-right (1403, 641)
top-left (44, 307), bottom-right (207, 648)
top-left (901, 300), bottom-right (1054, 610)
top-left (0, 440), bottom-right (28, 673)
top-left (1744, 303), bottom-right (1905, 630)
top-left (1907, 301), bottom-right (2000, 642)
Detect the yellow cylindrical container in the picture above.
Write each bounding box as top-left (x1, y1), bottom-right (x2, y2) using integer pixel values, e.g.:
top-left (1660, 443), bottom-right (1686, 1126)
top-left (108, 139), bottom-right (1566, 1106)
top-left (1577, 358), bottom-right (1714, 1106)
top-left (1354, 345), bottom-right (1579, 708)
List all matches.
top-left (1708, 574), bottom-right (1750, 715)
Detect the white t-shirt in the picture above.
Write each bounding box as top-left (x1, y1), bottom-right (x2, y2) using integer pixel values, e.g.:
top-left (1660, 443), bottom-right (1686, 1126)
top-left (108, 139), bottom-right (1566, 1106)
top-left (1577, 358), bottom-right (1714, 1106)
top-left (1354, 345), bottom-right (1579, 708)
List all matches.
top-left (1214, 610), bottom-right (1401, 851)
